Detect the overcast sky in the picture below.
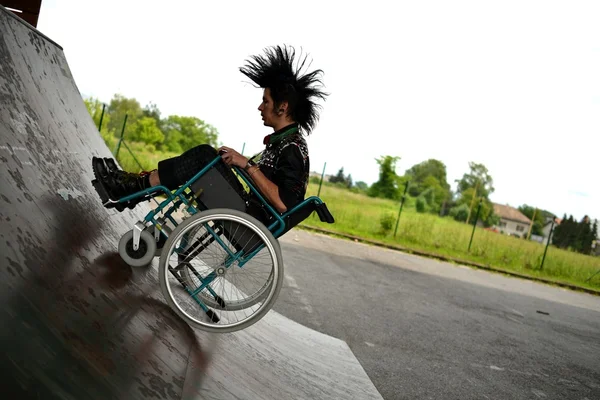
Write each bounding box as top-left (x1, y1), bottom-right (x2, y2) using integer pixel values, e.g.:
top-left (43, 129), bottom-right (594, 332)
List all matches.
top-left (35, 0), bottom-right (599, 222)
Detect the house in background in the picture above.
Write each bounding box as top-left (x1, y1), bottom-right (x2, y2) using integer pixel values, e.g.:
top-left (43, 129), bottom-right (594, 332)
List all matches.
top-left (492, 203), bottom-right (532, 238)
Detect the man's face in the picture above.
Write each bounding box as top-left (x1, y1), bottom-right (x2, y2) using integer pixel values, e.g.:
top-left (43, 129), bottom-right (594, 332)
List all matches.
top-left (258, 88), bottom-right (277, 127)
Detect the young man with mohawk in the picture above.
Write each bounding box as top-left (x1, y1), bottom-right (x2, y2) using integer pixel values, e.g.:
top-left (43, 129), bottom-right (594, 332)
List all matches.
top-left (92, 45), bottom-right (328, 226)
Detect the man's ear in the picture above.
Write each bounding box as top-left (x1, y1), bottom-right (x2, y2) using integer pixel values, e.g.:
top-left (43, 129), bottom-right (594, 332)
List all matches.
top-left (278, 101), bottom-right (289, 115)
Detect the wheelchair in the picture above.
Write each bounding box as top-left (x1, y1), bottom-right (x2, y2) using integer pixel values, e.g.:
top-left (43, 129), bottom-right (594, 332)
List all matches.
top-left (103, 155), bottom-right (334, 333)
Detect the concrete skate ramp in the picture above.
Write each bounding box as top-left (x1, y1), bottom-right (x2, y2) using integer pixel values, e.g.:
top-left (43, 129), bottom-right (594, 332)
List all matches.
top-left (0, 7), bottom-right (383, 400)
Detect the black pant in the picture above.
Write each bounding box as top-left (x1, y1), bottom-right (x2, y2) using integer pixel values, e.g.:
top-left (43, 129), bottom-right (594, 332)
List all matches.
top-left (157, 144), bottom-right (243, 192)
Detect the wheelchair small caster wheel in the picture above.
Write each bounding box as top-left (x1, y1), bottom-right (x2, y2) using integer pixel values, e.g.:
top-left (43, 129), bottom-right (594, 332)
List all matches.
top-left (118, 229), bottom-right (156, 267)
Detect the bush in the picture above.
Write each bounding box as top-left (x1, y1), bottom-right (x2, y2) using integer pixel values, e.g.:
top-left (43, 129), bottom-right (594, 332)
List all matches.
top-left (309, 176), bottom-right (321, 185)
top-left (449, 203), bottom-right (469, 222)
top-left (379, 213), bottom-right (395, 236)
top-left (416, 196), bottom-right (428, 213)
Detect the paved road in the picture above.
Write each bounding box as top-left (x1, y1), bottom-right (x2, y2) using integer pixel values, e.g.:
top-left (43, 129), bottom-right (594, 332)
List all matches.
top-left (274, 230), bottom-right (600, 400)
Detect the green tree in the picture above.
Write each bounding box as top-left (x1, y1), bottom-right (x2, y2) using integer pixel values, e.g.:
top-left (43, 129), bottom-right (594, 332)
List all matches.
top-left (453, 162), bottom-right (496, 225)
top-left (557, 215), bottom-right (597, 254)
top-left (84, 97), bottom-right (113, 139)
top-left (456, 162), bottom-right (495, 199)
top-left (129, 117), bottom-right (164, 147)
top-left (574, 216), bottom-right (594, 254)
top-left (591, 220), bottom-right (599, 254)
top-left (330, 167), bottom-right (353, 188)
top-left (405, 159), bottom-right (451, 195)
top-left (355, 181), bottom-right (368, 191)
top-left (518, 205), bottom-right (545, 237)
top-left (419, 175), bottom-right (449, 214)
top-left (554, 215), bottom-right (579, 250)
top-left (163, 128), bottom-right (184, 153)
top-left (449, 203), bottom-right (469, 222)
top-left (143, 102), bottom-right (161, 124)
top-left (552, 213), bottom-right (568, 248)
top-left (368, 156), bottom-right (401, 200)
top-left (416, 196), bottom-right (428, 213)
top-left (161, 115), bottom-right (219, 151)
top-left (107, 94), bottom-right (144, 136)
top-left (330, 167), bottom-right (347, 184)
top-left (450, 187), bottom-right (495, 225)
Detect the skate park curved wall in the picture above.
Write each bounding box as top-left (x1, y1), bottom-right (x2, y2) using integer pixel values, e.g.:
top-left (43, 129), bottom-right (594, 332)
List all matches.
top-left (0, 7), bottom-right (384, 399)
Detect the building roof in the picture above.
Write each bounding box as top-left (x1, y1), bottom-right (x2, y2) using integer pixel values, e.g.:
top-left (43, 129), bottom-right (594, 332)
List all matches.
top-left (493, 203), bottom-right (532, 224)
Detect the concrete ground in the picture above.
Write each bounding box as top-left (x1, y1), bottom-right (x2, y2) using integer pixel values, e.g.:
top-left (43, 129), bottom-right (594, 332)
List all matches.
top-left (274, 229), bottom-right (600, 400)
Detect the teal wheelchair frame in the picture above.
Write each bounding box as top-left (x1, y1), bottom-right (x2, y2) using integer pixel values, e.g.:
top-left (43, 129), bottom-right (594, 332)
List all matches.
top-left (112, 154), bottom-right (334, 333)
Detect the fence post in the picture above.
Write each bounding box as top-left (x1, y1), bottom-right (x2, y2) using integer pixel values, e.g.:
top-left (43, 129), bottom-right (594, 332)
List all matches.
top-left (317, 162), bottom-right (326, 197)
top-left (540, 218), bottom-right (555, 270)
top-left (468, 197), bottom-right (482, 252)
top-left (98, 103), bottom-right (106, 132)
top-left (394, 180), bottom-right (410, 238)
top-left (114, 114), bottom-right (128, 158)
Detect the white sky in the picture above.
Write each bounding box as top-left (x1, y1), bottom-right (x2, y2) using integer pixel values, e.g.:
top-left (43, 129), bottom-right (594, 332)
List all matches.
top-left (35, 0), bottom-right (599, 222)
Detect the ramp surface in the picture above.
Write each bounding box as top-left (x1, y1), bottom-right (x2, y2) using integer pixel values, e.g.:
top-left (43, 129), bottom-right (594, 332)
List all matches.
top-left (0, 7), bottom-right (383, 400)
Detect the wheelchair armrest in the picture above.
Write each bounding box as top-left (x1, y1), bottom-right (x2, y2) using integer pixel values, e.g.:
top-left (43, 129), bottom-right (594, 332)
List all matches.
top-left (315, 202), bottom-right (335, 223)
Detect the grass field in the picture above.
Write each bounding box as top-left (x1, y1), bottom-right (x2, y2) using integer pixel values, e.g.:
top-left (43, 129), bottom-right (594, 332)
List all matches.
top-left (304, 182), bottom-right (600, 292)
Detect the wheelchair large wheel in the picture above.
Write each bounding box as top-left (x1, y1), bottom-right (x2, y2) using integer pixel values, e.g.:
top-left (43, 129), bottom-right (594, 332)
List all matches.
top-left (179, 227), bottom-right (280, 311)
top-left (158, 208), bottom-right (283, 333)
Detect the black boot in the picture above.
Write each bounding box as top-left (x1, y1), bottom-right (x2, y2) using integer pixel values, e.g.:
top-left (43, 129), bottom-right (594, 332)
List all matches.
top-left (91, 157), bottom-right (151, 210)
top-left (106, 169), bottom-right (151, 200)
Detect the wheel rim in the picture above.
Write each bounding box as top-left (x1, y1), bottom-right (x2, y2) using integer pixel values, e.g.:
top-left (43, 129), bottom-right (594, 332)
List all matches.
top-left (160, 211), bottom-right (281, 331)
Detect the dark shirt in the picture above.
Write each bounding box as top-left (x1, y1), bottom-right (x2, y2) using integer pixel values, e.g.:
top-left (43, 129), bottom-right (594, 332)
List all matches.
top-left (246, 123), bottom-right (310, 223)
top-left (258, 123), bottom-right (309, 209)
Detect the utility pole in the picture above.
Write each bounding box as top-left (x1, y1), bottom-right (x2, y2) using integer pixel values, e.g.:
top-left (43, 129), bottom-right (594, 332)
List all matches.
top-left (526, 207), bottom-right (537, 240)
top-left (466, 181), bottom-right (480, 224)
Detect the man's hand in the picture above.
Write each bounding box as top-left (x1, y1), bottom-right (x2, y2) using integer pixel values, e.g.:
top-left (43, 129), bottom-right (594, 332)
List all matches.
top-left (218, 146), bottom-right (248, 168)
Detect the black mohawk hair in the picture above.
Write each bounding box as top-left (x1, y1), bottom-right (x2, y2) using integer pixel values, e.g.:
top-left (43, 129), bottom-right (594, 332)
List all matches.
top-left (239, 44), bottom-right (328, 134)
